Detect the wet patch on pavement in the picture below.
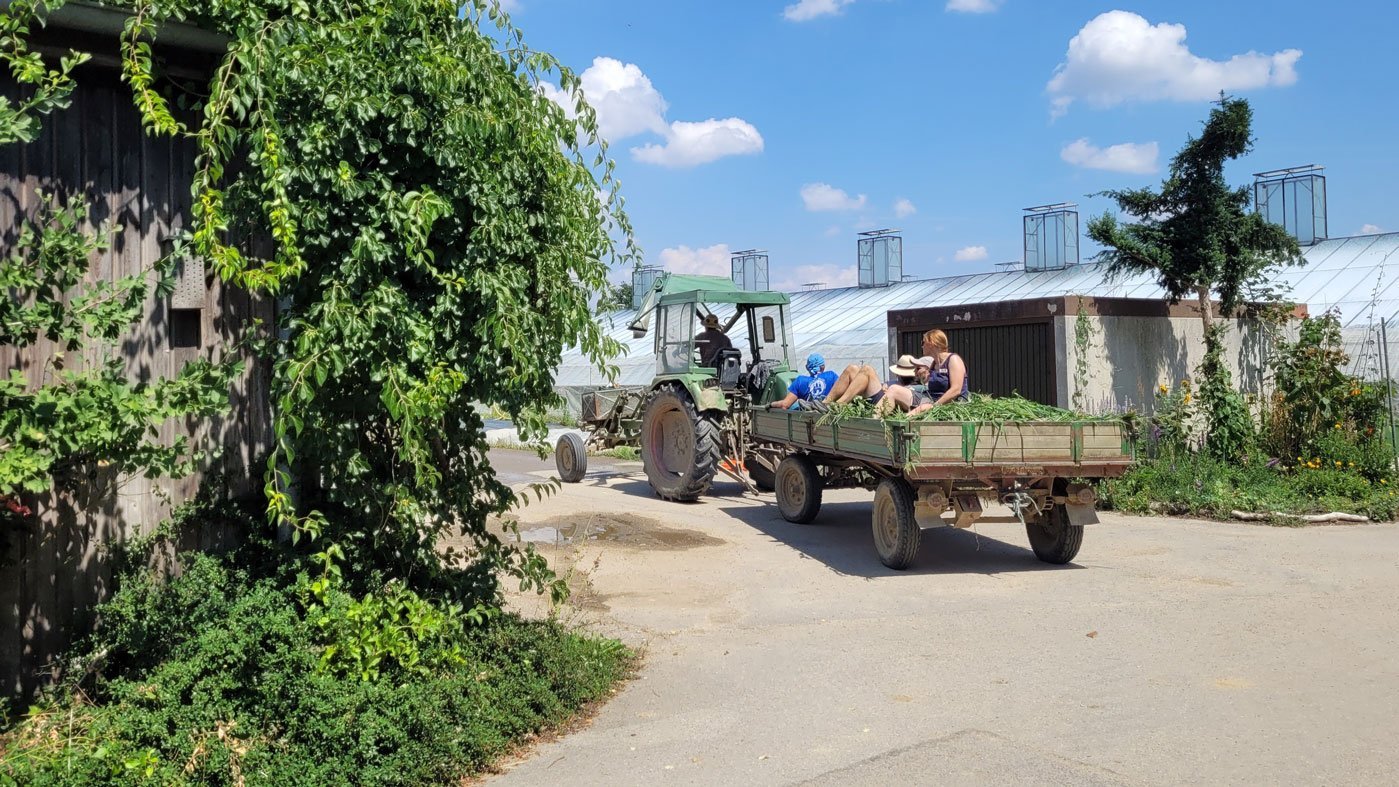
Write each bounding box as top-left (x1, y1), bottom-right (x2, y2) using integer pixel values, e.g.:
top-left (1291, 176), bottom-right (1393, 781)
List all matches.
top-left (511, 512), bottom-right (724, 551)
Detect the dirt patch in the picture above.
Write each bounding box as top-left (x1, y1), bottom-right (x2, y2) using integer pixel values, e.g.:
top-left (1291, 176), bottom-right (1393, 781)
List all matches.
top-left (512, 512), bottom-right (724, 551)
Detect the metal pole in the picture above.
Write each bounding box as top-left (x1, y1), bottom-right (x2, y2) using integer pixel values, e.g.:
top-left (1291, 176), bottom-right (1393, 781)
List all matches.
top-left (1382, 319), bottom-right (1398, 472)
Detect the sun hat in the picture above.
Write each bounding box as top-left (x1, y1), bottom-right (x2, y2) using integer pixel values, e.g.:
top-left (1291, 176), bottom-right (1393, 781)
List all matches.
top-left (913, 355), bottom-right (935, 368)
top-left (889, 354), bottom-right (918, 377)
top-left (805, 352), bottom-right (825, 374)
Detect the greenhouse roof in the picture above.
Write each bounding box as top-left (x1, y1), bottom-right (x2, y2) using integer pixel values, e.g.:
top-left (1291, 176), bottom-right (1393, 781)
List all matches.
top-left (559, 231), bottom-right (1399, 389)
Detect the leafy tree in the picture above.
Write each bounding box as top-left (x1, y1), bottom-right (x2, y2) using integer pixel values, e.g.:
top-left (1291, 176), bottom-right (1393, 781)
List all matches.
top-left (98, 0), bottom-right (634, 612)
top-left (1087, 96), bottom-right (1302, 458)
top-left (597, 280), bottom-right (634, 312)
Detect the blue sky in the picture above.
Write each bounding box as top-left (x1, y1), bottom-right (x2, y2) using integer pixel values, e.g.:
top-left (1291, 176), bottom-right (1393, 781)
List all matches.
top-left (507, 0), bottom-right (1399, 290)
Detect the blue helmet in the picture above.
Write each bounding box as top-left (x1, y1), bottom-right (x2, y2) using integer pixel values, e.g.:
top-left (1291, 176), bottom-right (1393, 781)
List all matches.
top-left (805, 353), bottom-right (825, 375)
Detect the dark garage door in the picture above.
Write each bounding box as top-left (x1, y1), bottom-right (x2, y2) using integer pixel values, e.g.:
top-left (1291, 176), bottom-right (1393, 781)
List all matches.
top-left (898, 322), bottom-right (1055, 404)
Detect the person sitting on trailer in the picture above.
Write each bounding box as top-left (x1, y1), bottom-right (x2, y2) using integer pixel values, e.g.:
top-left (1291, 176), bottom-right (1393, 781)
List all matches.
top-left (767, 353), bottom-right (840, 410)
top-left (879, 355), bottom-right (938, 414)
top-left (695, 312), bottom-right (733, 367)
top-left (821, 355), bottom-right (920, 406)
top-left (914, 329), bottom-right (969, 412)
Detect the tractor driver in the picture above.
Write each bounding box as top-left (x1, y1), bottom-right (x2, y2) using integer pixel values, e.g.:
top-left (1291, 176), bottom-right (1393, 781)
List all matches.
top-left (695, 313), bottom-right (733, 367)
top-left (767, 353), bottom-right (839, 410)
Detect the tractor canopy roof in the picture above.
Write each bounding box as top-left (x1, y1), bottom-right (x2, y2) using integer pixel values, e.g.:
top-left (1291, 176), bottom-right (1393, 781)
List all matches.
top-left (652, 274), bottom-right (790, 307)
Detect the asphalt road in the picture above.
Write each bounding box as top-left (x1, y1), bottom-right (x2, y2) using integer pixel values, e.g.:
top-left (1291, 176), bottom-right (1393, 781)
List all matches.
top-left (485, 448), bottom-right (1399, 786)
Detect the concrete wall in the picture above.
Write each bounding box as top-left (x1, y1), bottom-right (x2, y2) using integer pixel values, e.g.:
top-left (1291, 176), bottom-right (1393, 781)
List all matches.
top-left (1058, 314), bottom-right (1275, 413)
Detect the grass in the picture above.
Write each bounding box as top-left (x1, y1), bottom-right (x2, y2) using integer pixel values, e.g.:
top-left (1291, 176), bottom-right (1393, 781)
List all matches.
top-left (1100, 454), bottom-right (1399, 523)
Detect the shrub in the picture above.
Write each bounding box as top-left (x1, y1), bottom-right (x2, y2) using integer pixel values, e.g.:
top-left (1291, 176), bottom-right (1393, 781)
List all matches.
top-left (1101, 453), bottom-right (1397, 522)
top-left (0, 550), bottom-right (631, 786)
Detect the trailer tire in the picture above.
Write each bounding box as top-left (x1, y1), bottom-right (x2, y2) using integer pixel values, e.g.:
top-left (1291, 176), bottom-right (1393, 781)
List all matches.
top-left (872, 478), bottom-right (920, 570)
top-left (555, 433), bottom-right (587, 483)
top-left (775, 455), bottom-right (822, 523)
top-left (1026, 504), bottom-right (1083, 565)
top-left (640, 385), bottom-right (721, 502)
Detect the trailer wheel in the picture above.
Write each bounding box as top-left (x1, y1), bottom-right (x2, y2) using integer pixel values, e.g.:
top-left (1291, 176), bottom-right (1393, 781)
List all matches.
top-left (640, 385), bottom-right (721, 502)
top-left (1026, 504), bottom-right (1083, 565)
top-left (555, 433), bottom-right (587, 483)
top-left (872, 478), bottom-right (920, 570)
top-left (775, 455), bottom-right (822, 523)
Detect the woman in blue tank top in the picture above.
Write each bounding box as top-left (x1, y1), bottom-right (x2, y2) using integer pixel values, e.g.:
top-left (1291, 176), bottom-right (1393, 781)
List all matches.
top-left (912, 329), bottom-right (969, 413)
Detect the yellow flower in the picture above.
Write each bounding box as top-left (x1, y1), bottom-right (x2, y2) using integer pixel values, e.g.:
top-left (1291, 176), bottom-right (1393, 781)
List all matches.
top-left (1348, 461), bottom-right (1355, 468)
top-left (1183, 393), bottom-right (1192, 404)
top-left (1158, 384), bottom-right (1169, 395)
top-left (1335, 460), bottom-right (1343, 468)
top-left (1180, 378), bottom-right (1191, 389)
top-left (1334, 422), bottom-right (1343, 430)
top-left (1382, 479), bottom-right (1389, 485)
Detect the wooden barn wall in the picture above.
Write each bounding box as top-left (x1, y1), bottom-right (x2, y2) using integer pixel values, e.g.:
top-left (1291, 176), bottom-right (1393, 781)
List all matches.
top-left (0, 69), bottom-right (273, 699)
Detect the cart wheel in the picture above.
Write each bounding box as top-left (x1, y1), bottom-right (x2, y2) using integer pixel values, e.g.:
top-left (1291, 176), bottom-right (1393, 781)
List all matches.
top-left (1026, 504), bottom-right (1083, 565)
top-left (872, 478), bottom-right (920, 570)
top-left (775, 455), bottom-right (822, 523)
top-left (555, 433), bottom-right (587, 483)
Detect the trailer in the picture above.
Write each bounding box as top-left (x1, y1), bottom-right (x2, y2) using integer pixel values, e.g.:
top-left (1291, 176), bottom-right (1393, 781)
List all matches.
top-left (749, 409), bottom-right (1134, 569)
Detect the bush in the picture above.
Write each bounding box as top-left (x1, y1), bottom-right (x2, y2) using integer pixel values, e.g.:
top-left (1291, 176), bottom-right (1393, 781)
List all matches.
top-left (1, 550), bottom-right (631, 786)
top-left (1101, 454), bottom-right (1399, 522)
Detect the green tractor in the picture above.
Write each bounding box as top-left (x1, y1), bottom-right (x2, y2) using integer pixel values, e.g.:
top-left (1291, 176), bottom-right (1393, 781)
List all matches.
top-left (556, 273), bottom-right (796, 500)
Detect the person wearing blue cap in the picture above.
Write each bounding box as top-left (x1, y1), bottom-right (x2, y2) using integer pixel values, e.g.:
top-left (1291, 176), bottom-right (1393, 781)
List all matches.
top-left (766, 353), bottom-right (839, 410)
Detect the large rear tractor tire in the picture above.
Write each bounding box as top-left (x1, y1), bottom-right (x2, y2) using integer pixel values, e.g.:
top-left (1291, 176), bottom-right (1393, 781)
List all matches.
top-left (555, 432), bottom-right (587, 483)
top-left (775, 454), bottom-right (822, 523)
top-left (1026, 504), bottom-right (1083, 565)
top-left (872, 478), bottom-right (920, 570)
top-left (640, 386), bottom-right (722, 502)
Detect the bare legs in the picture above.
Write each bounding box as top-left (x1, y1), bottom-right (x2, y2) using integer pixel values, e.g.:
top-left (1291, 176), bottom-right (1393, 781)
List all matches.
top-left (880, 383), bottom-right (917, 414)
top-left (823, 364), bottom-right (883, 404)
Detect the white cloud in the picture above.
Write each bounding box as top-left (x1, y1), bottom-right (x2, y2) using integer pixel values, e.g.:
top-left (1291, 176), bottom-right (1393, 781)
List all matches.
top-left (1361, 224), bottom-right (1385, 235)
top-left (576, 57), bottom-right (669, 141)
top-left (657, 244), bottom-right (732, 276)
top-left (954, 245), bottom-right (988, 262)
top-left (541, 57), bottom-right (761, 168)
top-left (894, 198), bottom-right (917, 218)
top-left (632, 118), bottom-right (764, 168)
top-left (1060, 138), bottom-right (1159, 174)
top-left (801, 182), bottom-right (867, 212)
top-left (784, 0), bottom-right (856, 22)
top-left (773, 264), bottom-right (859, 291)
top-left (1047, 11), bottom-right (1302, 117)
top-left (946, 0), bottom-right (1002, 13)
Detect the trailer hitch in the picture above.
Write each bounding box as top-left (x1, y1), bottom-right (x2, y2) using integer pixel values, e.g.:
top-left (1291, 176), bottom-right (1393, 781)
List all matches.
top-left (1002, 490), bottom-right (1043, 527)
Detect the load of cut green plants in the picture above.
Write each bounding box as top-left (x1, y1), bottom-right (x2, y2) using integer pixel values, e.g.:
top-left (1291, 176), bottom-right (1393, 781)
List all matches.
top-left (814, 394), bottom-right (1124, 426)
top-left (0, 512), bottom-right (632, 786)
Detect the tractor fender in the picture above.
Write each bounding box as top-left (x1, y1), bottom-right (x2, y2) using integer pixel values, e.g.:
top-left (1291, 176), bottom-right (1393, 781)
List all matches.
top-left (694, 387), bottom-right (728, 414)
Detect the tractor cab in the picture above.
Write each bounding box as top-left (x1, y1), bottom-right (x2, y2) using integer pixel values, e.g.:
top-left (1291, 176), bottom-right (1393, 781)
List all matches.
top-left (629, 273), bottom-right (795, 405)
top-left (561, 273), bottom-right (796, 502)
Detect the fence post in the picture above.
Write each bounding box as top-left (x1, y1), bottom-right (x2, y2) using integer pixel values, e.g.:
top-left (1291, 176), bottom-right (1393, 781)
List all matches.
top-left (1383, 320), bottom-right (1398, 472)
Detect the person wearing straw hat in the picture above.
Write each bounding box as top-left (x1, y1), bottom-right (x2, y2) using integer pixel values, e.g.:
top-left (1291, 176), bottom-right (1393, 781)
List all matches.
top-left (881, 355), bottom-right (939, 414)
